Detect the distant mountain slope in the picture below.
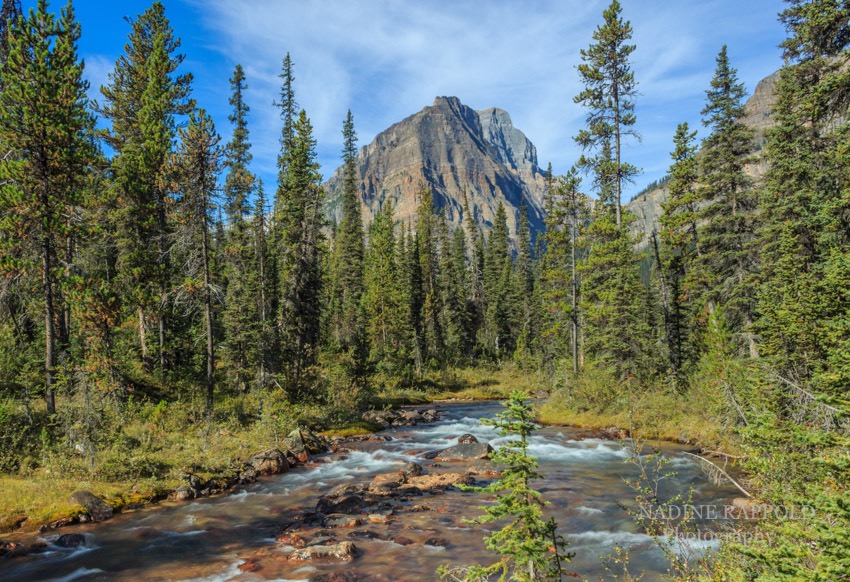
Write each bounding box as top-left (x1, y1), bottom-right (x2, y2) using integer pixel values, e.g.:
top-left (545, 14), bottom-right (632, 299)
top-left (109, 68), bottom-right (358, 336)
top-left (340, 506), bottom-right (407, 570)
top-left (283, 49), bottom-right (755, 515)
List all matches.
top-left (324, 97), bottom-right (548, 243)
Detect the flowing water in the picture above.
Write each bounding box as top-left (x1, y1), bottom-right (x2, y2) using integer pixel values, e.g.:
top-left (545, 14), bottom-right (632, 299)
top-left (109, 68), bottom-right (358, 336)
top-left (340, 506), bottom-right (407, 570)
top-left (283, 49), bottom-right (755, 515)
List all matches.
top-left (1, 401), bottom-right (742, 581)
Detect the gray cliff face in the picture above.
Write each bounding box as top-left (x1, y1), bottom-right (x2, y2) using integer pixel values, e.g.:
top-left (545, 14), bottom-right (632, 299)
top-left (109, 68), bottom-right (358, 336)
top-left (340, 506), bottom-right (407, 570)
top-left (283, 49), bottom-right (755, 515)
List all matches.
top-left (325, 97), bottom-right (547, 245)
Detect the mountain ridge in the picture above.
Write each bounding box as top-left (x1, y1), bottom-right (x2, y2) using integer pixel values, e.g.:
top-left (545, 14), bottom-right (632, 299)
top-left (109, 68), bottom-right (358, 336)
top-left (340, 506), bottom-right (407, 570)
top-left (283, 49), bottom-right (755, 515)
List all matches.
top-left (324, 96), bottom-right (547, 243)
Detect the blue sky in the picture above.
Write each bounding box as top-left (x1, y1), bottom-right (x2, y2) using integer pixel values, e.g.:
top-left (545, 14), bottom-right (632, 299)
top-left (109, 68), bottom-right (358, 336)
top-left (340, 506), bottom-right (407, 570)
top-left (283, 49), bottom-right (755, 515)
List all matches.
top-left (32, 0), bottom-right (786, 200)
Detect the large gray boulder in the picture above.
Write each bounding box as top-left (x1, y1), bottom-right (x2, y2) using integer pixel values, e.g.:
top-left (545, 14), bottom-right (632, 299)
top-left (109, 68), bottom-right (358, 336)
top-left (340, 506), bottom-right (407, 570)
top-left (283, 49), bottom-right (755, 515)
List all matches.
top-left (435, 442), bottom-right (493, 461)
top-left (69, 491), bottom-right (113, 522)
top-left (248, 448), bottom-right (290, 476)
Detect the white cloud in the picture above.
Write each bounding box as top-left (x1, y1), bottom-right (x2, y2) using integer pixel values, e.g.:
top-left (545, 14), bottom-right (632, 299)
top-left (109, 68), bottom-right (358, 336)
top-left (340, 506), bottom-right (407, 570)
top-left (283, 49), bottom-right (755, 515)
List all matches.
top-left (183, 0), bottom-right (785, 199)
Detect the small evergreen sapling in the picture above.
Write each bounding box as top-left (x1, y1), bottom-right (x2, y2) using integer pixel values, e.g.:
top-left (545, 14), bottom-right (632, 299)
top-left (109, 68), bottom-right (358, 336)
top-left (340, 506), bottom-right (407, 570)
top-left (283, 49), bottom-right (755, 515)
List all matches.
top-left (440, 390), bottom-right (572, 581)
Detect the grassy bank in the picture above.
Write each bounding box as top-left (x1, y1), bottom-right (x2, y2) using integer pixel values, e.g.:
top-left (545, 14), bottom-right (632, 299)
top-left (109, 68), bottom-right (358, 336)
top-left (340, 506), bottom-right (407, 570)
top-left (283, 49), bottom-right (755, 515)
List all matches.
top-left (535, 368), bottom-right (738, 454)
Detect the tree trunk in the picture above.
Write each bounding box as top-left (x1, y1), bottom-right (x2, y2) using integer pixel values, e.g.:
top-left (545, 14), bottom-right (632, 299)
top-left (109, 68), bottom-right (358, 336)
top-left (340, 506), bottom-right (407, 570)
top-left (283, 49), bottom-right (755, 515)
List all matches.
top-left (201, 194), bottom-right (215, 413)
top-left (42, 232), bottom-right (56, 416)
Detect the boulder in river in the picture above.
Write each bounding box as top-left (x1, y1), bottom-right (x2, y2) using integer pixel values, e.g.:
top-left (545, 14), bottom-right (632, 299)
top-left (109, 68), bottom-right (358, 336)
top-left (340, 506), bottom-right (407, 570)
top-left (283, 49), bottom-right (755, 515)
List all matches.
top-left (248, 448), bottom-right (291, 476)
top-left (466, 459), bottom-right (503, 476)
top-left (69, 491), bottom-right (113, 522)
top-left (285, 428), bottom-right (328, 463)
top-left (323, 514), bottom-right (362, 528)
top-left (289, 540), bottom-right (357, 561)
top-left (435, 442), bottom-right (493, 461)
top-left (400, 462), bottom-right (423, 478)
top-left (457, 433), bottom-right (479, 444)
top-left (55, 533), bottom-right (86, 548)
top-left (405, 472), bottom-right (473, 492)
top-left (316, 494), bottom-right (366, 515)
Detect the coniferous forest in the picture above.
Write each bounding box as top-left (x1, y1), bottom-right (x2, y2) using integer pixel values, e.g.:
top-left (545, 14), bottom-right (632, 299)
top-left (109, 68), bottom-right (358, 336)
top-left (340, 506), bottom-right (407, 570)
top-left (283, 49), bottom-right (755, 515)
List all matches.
top-left (1, 0), bottom-right (849, 579)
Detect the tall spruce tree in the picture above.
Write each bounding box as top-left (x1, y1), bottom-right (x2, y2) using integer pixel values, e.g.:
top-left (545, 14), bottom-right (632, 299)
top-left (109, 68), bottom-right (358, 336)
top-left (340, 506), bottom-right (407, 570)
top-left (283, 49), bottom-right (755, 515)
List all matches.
top-left (329, 110), bottom-right (365, 363)
top-left (276, 109), bottom-right (324, 390)
top-left (220, 64), bottom-right (259, 392)
top-left (697, 45), bottom-right (758, 358)
top-left (538, 168), bottom-right (587, 376)
top-left (363, 203), bottom-right (410, 379)
top-left (573, 2), bottom-right (651, 380)
top-left (0, 0), bottom-right (97, 414)
top-left (658, 122), bottom-right (701, 379)
top-left (574, 0), bottom-right (638, 231)
top-left (98, 1), bottom-right (193, 371)
top-left (415, 188), bottom-right (444, 369)
top-left (253, 181), bottom-right (272, 390)
top-left (483, 203), bottom-right (513, 359)
top-left (174, 109), bottom-right (222, 411)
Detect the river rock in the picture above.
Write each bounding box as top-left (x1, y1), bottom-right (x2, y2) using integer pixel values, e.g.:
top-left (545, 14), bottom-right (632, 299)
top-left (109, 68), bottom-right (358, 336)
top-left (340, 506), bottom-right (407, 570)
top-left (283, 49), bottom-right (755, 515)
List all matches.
top-left (311, 571), bottom-right (368, 582)
top-left (405, 472), bottom-right (473, 492)
top-left (289, 541), bottom-right (357, 561)
top-left (316, 494), bottom-right (366, 515)
top-left (424, 537), bottom-right (449, 548)
top-left (285, 428), bottom-right (328, 463)
top-left (172, 485), bottom-right (196, 501)
top-left (400, 462), bottom-right (423, 478)
top-left (248, 448), bottom-right (291, 476)
top-left (457, 433), bottom-right (479, 444)
top-left (435, 443), bottom-right (493, 461)
top-left (466, 459), bottom-right (503, 476)
top-left (69, 491), bottom-right (113, 522)
top-left (323, 514), bottom-right (362, 528)
top-left (390, 535), bottom-right (415, 546)
top-left (55, 533), bottom-right (86, 548)
top-left (370, 472), bottom-right (406, 491)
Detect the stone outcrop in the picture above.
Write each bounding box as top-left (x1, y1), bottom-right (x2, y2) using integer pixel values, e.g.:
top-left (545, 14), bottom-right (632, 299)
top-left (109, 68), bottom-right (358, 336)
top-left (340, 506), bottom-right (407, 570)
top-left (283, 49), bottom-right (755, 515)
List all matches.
top-left (324, 97), bottom-right (547, 246)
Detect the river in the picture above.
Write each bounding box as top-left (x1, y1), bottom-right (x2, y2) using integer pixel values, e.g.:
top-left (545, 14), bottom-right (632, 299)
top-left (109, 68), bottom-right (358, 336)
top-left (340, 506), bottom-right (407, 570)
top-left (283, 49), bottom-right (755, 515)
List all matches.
top-left (0, 401), bottom-right (742, 581)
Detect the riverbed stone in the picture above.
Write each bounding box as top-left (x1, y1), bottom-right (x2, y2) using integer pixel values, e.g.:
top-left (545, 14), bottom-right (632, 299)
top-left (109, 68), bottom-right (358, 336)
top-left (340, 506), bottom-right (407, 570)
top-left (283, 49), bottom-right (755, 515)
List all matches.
top-left (405, 472), bottom-right (473, 492)
top-left (69, 491), bottom-right (113, 522)
top-left (248, 448), bottom-right (290, 476)
top-left (400, 462), bottom-right (423, 478)
top-left (55, 533), bottom-right (86, 548)
top-left (289, 541), bottom-right (357, 561)
top-left (466, 459), bottom-right (503, 476)
top-left (316, 494), bottom-right (366, 515)
top-left (457, 433), bottom-right (479, 444)
top-left (435, 443), bottom-right (493, 461)
top-left (323, 514), bottom-right (362, 528)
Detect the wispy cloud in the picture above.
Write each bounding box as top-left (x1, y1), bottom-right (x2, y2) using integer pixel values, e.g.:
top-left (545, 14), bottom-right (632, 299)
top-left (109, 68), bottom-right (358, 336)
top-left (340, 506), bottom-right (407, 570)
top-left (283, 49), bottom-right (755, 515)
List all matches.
top-left (181, 0), bottom-right (784, 198)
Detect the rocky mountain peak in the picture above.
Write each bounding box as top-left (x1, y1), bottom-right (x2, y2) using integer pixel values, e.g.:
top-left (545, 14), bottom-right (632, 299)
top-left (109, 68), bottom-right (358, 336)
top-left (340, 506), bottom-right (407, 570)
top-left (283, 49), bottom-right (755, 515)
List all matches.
top-left (325, 97), bottom-right (547, 245)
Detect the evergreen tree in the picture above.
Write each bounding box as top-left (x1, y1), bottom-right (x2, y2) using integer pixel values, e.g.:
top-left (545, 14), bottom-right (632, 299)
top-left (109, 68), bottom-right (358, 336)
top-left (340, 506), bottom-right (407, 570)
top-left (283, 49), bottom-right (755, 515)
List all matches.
top-left (276, 109), bottom-right (324, 390)
top-left (0, 0), bottom-right (97, 414)
top-left (537, 168), bottom-right (587, 375)
top-left (328, 110), bottom-right (365, 363)
top-left (220, 64), bottom-right (259, 392)
top-left (574, 0), bottom-right (638, 231)
top-left (512, 201), bottom-right (536, 368)
top-left (415, 188), bottom-right (444, 369)
top-left (483, 203), bottom-right (513, 359)
top-left (440, 391), bottom-right (570, 581)
top-left (462, 191), bottom-right (486, 357)
top-left (363, 203), bottom-right (410, 379)
top-left (253, 181), bottom-right (272, 390)
top-left (174, 109), bottom-right (222, 411)
top-left (658, 122), bottom-right (701, 379)
top-left (98, 1), bottom-right (193, 371)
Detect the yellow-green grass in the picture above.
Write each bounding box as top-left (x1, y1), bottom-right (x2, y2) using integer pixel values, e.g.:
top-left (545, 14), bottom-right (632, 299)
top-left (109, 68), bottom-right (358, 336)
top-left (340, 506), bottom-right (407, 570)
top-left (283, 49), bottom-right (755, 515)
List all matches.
top-left (0, 475), bottom-right (176, 533)
top-left (537, 389), bottom-right (738, 453)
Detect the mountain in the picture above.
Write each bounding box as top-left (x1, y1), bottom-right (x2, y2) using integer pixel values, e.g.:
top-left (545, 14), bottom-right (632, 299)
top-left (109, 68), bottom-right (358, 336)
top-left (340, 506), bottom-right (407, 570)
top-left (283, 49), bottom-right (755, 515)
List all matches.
top-left (324, 96), bottom-right (548, 243)
top-left (626, 70), bottom-right (780, 244)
